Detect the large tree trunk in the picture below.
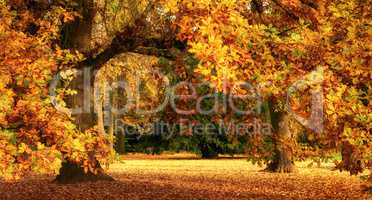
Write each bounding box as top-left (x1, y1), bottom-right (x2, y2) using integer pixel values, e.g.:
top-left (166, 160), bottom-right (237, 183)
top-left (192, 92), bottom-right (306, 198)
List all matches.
top-left (62, 0), bottom-right (94, 54)
top-left (339, 141), bottom-right (364, 175)
top-left (266, 110), bottom-right (298, 173)
top-left (57, 0), bottom-right (112, 183)
top-left (57, 0), bottom-right (156, 183)
top-left (56, 72), bottom-right (114, 183)
top-left (55, 162), bottom-right (114, 184)
top-left (57, 0), bottom-right (108, 180)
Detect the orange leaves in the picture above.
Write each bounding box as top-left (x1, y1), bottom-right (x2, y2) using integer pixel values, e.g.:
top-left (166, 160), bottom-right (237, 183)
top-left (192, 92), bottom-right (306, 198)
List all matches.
top-left (0, 2), bottom-right (113, 180)
top-left (61, 11), bottom-right (78, 23)
top-left (281, 0), bottom-right (302, 8)
top-left (162, 0), bottom-right (372, 176)
top-left (162, 0), bottom-right (181, 13)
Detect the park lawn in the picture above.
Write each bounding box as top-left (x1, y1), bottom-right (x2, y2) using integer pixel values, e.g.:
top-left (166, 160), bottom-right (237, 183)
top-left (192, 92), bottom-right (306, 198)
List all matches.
top-left (0, 155), bottom-right (370, 200)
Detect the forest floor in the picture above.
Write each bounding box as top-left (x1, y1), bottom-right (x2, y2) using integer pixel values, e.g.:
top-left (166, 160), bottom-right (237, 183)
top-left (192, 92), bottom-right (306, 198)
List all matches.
top-left (0, 153), bottom-right (370, 200)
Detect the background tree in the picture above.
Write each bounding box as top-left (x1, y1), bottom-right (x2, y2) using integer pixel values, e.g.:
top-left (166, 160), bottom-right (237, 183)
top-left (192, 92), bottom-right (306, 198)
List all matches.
top-left (160, 0), bottom-right (371, 175)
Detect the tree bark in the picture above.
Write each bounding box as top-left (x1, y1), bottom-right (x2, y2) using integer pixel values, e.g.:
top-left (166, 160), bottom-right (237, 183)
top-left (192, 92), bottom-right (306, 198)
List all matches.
top-left (55, 162), bottom-right (114, 184)
top-left (115, 131), bottom-right (126, 154)
top-left (56, 72), bottom-right (114, 183)
top-left (339, 141), bottom-right (364, 175)
top-left (57, 0), bottom-right (110, 180)
top-left (56, 0), bottom-right (161, 183)
top-left (112, 90), bottom-right (126, 154)
top-left (58, 32), bottom-right (112, 183)
top-left (266, 110), bottom-right (298, 173)
top-left (62, 0), bottom-right (94, 54)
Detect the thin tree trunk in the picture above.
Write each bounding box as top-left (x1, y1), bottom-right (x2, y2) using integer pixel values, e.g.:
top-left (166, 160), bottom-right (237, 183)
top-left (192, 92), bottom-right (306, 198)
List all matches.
top-left (200, 149), bottom-right (219, 159)
top-left (108, 87), bottom-right (115, 149)
top-left (115, 131), bottom-right (126, 154)
top-left (112, 90), bottom-right (126, 154)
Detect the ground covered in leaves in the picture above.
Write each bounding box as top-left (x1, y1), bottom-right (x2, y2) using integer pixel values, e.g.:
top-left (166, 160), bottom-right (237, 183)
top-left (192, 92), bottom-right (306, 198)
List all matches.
top-left (0, 154), bottom-right (370, 200)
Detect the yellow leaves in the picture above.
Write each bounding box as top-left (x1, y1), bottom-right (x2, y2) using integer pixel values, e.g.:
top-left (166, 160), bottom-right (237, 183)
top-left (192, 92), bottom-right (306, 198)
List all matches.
top-left (72, 139), bottom-right (86, 152)
top-left (0, 1), bottom-right (119, 181)
top-left (199, 18), bottom-right (216, 37)
top-left (325, 103), bottom-right (336, 116)
top-left (208, 34), bottom-right (223, 48)
top-left (219, 0), bottom-right (237, 8)
top-left (18, 143), bottom-right (30, 154)
top-left (329, 1), bottom-right (354, 19)
top-left (0, 135), bottom-right (63, 179)
top-left (0, 88), bottom-right (14, 126)
top-left (195, 63), bottom-right (212, 76)
top-left (289, 32), bottom-right (303, 43)
top-left (197, 0), bottom-right (212, 8)
top-left (189, 42), bottom-right (209, 56)
top-left (342, 126), bottom-right (353, 139)
top-left (51, 156), bottom-right (63, 175)
top-left (162, 0), bottom-right (181, 13)
top-left (229, 11), bottom-right (247, 28)
top-left (320, 21), bottom-right (333, 37)
top-left (37, 142), bottom-right (45, 150)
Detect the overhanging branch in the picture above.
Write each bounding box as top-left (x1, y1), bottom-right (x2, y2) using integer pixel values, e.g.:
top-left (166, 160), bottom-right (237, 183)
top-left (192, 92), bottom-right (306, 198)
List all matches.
top-left (76, 34), bottom-right (177, 71)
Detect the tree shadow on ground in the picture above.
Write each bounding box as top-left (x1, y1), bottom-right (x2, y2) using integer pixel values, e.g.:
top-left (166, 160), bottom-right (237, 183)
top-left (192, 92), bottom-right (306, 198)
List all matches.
top-left (0, 175), bottom-right (293, 200)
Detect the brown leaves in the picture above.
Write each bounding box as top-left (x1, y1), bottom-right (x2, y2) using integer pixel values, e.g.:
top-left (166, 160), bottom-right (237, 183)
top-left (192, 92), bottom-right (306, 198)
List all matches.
top-left (0, 159), bottom-right (371, 200)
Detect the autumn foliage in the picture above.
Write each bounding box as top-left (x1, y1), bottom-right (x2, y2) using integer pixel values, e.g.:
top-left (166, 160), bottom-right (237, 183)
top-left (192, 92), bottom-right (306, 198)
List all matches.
top-left (0, 1), bottom-right (113, 180)
top-left (0, 0), bottom-right (370, 192)
top-left (161, 0), bottom-right (371, 176)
